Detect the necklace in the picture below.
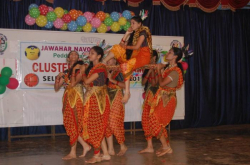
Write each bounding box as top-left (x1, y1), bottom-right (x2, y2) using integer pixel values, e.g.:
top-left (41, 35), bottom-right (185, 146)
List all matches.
top-left (168, 64), bottom-right (177, 68)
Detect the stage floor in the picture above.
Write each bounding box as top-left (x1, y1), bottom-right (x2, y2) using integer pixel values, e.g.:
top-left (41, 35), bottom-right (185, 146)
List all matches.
top-left (1, 125), bottom-right (250, 165)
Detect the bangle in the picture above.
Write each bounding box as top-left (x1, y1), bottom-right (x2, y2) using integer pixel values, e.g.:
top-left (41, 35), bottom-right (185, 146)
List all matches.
top-left (82, 73), bottom-right (86, 77)
top-left (151, 76), bottom-right (155, 79)
top-left (72, 74), bottom-right (76, 77)
top-left (144, 76), bottom-right (149, 79)
top-left (116, 81), bottom-right (119, 85)
top-left (158, 75), bottom-right (162, 78)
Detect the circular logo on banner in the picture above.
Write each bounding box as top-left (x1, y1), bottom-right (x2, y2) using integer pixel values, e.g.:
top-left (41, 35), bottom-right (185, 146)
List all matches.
top-left (25, 45), bottom-right (40, 60)
top-left (0, 33), bottom-right (8, 55)
top-left (24, 73), bottom-right (39, 87)
top-left (170, 40), bottom-right (182, 48)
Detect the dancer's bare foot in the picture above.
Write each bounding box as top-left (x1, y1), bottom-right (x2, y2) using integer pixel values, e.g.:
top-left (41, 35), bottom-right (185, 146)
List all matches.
top-left (117, 145), bottom-right (127, 156)
top-left (79, 145), bottom-right (92, 157)
top-left (101, 154), bottom-right (111, 161)
top-left (122, 92), bottom-right (130, 104)
top-left (62, 153), bottom-right (76, 160)
top-left (156, 146), bottom-right (163, 154)
top-left (108, 149), bottom-right (115, 156)
top-left (138, 147), bottom-right (154, 153)
top-left (85, 155), bottom-right (102, 164)
top-left (156, 147), bottom-right (173, 157)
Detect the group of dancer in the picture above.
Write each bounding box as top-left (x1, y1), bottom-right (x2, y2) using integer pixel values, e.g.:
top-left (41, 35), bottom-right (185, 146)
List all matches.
top-left (54, 15), bottom-right (184, 163)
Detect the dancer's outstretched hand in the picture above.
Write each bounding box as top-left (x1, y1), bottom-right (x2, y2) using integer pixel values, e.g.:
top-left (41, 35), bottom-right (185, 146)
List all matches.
top-left (126, 27), bottom-right (133, 34)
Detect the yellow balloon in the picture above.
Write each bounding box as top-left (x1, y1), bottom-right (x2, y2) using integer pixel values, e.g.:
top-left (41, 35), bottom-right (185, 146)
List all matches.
top-left (118, 17), bottom-right (127, 26)
top-left (83, 23), bottom-right (92, 32)
top-left (60, 23), bottom-right (68, 30)
top-left (54, 7), bottom-right (64, 18)
top-left (97, 23), bottom-right (107, 33)
top-left (105, 13), bottom-right (110, 18)
top-left (111, 22), bottom-right (120, 32)
top-left (36, 15), bottom-right (47, 27)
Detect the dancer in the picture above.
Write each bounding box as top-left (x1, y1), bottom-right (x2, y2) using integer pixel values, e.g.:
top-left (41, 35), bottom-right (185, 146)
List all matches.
top-left (104, 57), bottom-right (127, 156)
top-left (75, 46), bottom-right (110, 163)
top-left (148, 47), bottom-right (184, 157)
top-left (54, 51), bottom-right (90, 160)
top-left (139, 50), bottom-right (159, 153)
top-left (103, 15), bottom-right (152, 103)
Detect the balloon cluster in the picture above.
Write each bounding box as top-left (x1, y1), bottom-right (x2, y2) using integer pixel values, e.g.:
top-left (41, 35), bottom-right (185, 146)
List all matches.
top-left (0, 67), bottom-right (19, 94)
top-left (25, 4), bottom-right (135, 33)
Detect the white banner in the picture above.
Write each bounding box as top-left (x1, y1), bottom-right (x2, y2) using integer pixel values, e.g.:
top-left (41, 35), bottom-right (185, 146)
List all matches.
top-left (0, 28), bottom-right (185, 127)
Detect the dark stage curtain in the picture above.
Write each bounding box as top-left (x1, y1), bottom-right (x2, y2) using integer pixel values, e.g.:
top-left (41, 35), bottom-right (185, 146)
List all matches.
top-left (0, 0), bottom-right (250, 141)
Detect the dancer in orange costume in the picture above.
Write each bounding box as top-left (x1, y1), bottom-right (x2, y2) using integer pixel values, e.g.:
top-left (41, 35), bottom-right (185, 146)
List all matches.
top-left (103, 16), bottom-right (152, 103)
top-left (139, 50), bottom-right (159, 153)
top-left (104, 57), bottom-right (127, 156)
top-left (148, 47), bottom-right (184, 157)
top-left (72, 46), bottom-right (110, 163)
top-left (54, 51), bottom-right (90, 160)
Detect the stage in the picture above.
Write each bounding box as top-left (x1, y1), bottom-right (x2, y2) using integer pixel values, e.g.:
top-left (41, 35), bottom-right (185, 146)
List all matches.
top-left (1, 125), bottom-right (250, 165)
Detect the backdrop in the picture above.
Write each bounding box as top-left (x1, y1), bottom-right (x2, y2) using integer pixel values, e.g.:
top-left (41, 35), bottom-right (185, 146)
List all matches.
top-left (0, 0), bottom-right (250, 140)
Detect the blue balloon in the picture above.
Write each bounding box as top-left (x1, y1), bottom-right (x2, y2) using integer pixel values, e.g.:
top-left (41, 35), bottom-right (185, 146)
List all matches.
top-left (76, 16), bottom-right (87, 26)
top-left (28, 4), bottom-right (38, 11)
top-left (110, 12), bottom-right (120, 22)
top-left (91, 27), bottom-right (96, 33)
top-left (122, 10), bottom-right (132, 20)
top-left (45, 21), bottom-right (53, 29)
top-left (67, 21), bottom-right (77, 31)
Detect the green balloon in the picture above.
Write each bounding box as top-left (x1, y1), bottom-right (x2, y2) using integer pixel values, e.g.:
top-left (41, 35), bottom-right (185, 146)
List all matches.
top-left (0, 76), bottom-right (9, 86)
top-left (64, 10), bottom-right (68, 14)
top-left (29, 8), bottom-right (40, 18)
top-left (104, 17), bottom-right (113, 26)
top-left (76, 26), bottom-right (83, 32)
top-left (46, 12), bottom-right (57, 22)
top-left (123, 22), bottom-right (131, 31)
top-left (120, 25), bottom-right (124, 31)
top-left (0, 85), bottom-right (6, 94)
top-left (182, 58), bottom-right (186, 61)
top-left (1, 67), bottom-right (12, 77)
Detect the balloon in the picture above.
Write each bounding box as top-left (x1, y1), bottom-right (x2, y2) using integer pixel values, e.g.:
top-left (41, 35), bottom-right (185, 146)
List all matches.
top-left (91, 27), bottom-right (96, 33)
top-left (110, 22), bottom-right (120, 32)
top-left (123, 21), bottom-right (131, 31)
top-left (45, 21), bottom-right (53, 29)
top-left (60, 23), bottom-right (68, 30)
top-left (69, 9), bottom-right (79, 21)
top-left (1, 67), bottom-right (12, 77)
top-left (78, 10), bottom-right (84, 16)
top-left (83, 12), bottom-right (93, 22)
top-left (54, 7), bottom-right (64, 18)
top-left (29, 8), bottom-right (40, 18)
top-left (36, 15), bottom-right (47, 27)
top-left (46, 11), bottom-right (57, 21)
top-left (53, 18), bottom-right (64, 29)
top-left (48, 7), bottom-right (54, 12)
top-left (6, 78), bottom-right (19, 89)
top-left (120, 25), bottom-right (124, 31)
top-left (67, 21), bottom-right (78, 31)
top-left (184, 70), bottom-right (187, 74)
top-left (25, 14), bottom-right (36, 26)
top-left (104, 17), bottom-right (113, 26)
top-left (28, 4), bottom-right (38, 11)
top-left (107, 26), bottom-right (111, 31)
top-left (97, 23), bottom-right (107, 33)
top-left (122, 10), bottom-right (132, 20)
top-left (105, 13), bottom-right (110, 18)
top-left (0, 76), bottom-right (9, 86)
top-left (39, 4), bottom-right (49, 16)
top-left (182, 58), bottom-right (186, 62)
top-left (110, 12), bottom-right (120, 22)
top-left (181, 62), bottom-right (188, 70)
top-left (76, 16), bottom-right (87, 26)
top-left (76, 26), bottom-right (83, 32)
top-left (96, 11), bottom-right (106, 22)
top-left (91, 18), bottom-right (101, 28)
top-left (118, 17), bottom-right (127, 26)
top-left (64, 9), bottom-right (68, 14)
top-left (83, 23), bottom-right (92, 32)
top-left (62, 14), bottom-right (72, 23)
top-left (0, 85), bottom-right (6, 94)
top-left (130, 11), bottom-right (135, 16)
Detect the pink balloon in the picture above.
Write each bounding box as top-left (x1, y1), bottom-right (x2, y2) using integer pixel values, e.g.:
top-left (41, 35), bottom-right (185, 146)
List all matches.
top-left (107, 26), bottom-right (110, 31)
top-left (25, 14), bottom-right (36, 26)
top-left (83, 12), bottom-right (93, 22)
top-left (91, 17), bottom-right (101, 28)
top-left (181, 62), bottom-right (188, 70)
top-left (6, 78), bottom-right (19, 89)
top-left (53, 18), bottom-right (64, 28)
top-left (48, 6), bottom-right (54, 12)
